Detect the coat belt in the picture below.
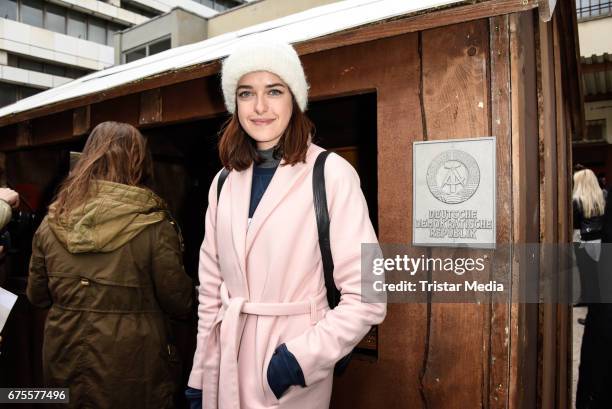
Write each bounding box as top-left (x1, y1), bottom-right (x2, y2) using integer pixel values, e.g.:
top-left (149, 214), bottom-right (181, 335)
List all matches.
top-left (203, 282), bottom-right (329, 409)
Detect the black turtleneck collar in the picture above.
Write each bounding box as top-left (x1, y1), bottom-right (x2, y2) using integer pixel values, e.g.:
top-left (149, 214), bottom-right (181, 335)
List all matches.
top-left (256, 146), bottom-right (281, 169)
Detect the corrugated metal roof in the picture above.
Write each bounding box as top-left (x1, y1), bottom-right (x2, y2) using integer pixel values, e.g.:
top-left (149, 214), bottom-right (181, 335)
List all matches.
top-left (0, 0), bottom-right (467, 120)
top-left (582, 53), bottom-right (612, 97)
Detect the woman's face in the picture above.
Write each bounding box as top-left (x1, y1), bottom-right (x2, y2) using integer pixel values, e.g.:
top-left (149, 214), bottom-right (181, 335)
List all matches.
top-left (236, 71), bottom-right (293, 150)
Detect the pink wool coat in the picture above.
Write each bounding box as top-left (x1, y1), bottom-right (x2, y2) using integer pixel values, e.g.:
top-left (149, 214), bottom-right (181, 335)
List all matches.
top-left (188, 143), bottom-right (386, 409)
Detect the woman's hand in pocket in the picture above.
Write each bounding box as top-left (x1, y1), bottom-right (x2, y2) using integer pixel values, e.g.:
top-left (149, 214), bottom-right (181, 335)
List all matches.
top-left (266, 343), bottom-right (306, 399)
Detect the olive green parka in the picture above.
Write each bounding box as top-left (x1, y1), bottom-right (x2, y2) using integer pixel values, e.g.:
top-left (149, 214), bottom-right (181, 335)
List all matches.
top-left (27, 181), bottom-right (193, 409)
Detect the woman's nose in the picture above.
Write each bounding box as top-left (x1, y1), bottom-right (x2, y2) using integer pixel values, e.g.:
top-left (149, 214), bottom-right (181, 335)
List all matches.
top-left (255, 94), bottom-right (267, 114)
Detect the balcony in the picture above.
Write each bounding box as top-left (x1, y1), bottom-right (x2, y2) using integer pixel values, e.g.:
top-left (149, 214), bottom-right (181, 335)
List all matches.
top-left (576, 0), bottom-right (612, 21)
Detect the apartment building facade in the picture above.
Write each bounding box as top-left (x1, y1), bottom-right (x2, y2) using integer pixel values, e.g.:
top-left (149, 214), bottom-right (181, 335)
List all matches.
top-left (0, 0), bottom-right (244, 108)
top-left (573, 0), bottom-right (612, 176)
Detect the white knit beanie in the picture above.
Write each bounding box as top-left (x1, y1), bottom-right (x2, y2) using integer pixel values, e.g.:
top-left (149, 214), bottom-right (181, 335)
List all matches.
top-left (221, 39), bottom-right (309, 114)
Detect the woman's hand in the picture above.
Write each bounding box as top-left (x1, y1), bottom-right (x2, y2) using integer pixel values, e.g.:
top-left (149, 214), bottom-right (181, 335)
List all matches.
top-left (184, 387), bottom-right (202, 409)
top-left (267, 343), bottom-right (306, 399)
top-left (0, 188), bottom-right (19, 208)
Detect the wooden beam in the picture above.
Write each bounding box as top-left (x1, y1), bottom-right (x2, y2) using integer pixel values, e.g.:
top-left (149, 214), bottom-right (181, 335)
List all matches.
top-left (91, 94), bottom-right (140, 127)
top-left (536, 15), bottom-right (559, 409)
top-left (297, 0), bottom-right (537, 56)
top-left (160, 77), bottom-right (226, 124)
top-left (139, 89), bottom-right (163, 126)
top-left (538, 0), bottom-right (558, 21)
top-left (488, 13), bottom-right (512, 409)
top-left (16, 121), bottom-right (32, 148)
top-left (419, 18), bottom-right (490, 409)
top-left (73, 105), bottom-right (91, 136)
top-left (509, 9), bottom-right (539, 409)
top-left (553, 9), bottom-right (571, 409)
top-left (560, 0), bottom-right (586, 141)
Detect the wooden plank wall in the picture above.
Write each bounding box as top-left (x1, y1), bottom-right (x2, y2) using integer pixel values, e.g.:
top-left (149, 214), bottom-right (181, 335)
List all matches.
top-left (303, 8), bottom-right (570, 408)
top-left (420, 19), bottom-right (491, 409)
top-left (299, 12), bottom-right (543, 409)
top-left (535, 5), bottom-right (573, 409)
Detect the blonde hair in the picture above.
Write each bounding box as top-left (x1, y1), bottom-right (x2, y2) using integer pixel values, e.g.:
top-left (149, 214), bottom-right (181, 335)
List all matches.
top-left (573, 169), bottom-right (605, 218)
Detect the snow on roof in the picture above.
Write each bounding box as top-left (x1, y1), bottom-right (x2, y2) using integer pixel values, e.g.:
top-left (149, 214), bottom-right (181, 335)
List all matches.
top-left (146, 0), bottom-right (218, 19)
top-left (0, 0), bottom-right (464, 120)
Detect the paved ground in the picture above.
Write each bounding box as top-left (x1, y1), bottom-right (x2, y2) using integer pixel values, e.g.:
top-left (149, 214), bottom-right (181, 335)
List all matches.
top-left (572, 306), bottom-right (587, 408)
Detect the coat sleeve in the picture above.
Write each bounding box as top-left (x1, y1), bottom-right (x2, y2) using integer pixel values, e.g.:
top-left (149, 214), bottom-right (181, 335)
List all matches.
top-left (26, 220), bottom-right (52, 308)
top-left (0, 200), bottom-right (12, 231)
top-left (188, 171), bottom-right (224, 389)
top-left (285, 154), bottom-right (387, 386)
top-left (151, 219), bottom-right (193, 317)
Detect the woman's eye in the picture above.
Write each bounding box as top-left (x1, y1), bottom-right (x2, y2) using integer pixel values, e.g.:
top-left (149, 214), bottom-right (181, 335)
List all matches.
top-left (238, 91), bottom-right (252, 98)
top-left (268, 89), bottom-right (283, 96)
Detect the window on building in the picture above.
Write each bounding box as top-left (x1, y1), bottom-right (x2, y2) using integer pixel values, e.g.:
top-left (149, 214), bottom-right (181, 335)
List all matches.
top-left (44, 64), bottom-right (66, 77)
top-left (67, 11), bottom-right (87, 39)
top-left (7, 54), bottom-right (18, 66)
top-left (193, 0), bottom-right (245, 11)
top-left (107, 23), bottom-right (123, 46)
top-left (0, 83), bottom-right (42, 108)
top-left (148, 37), bottom-right (171, 56)
top-left (8, 54), bottom-right (91, 79)
top-left (20, 86), bottom-right (41, 99)
top-left (123, 37), bottom-right (171, 63)
top-left (121, 0), bottom-right (162, 18)
top-left (21, 0), bottom-right (44, 27)
top-left (5, 2), bottom-right (128, 47)
top-left (576, 0), bottom-right (612, 19)
top-left (0, 0), bottom-right (18, 20)
top-left (87, 18), bottom-right (107, 45)
top-left (586, 119), bottom-right (607, 141)
top-left (125, 46), bottom-right (146, 63)
top-left (0, 83), bottom-right (18, 108)
top-left (66, 67), bottom-right (88, 79)
top-left (18, 58), bottom-right (43, 72)
top-left (45, 3), bottom-right (67, 34)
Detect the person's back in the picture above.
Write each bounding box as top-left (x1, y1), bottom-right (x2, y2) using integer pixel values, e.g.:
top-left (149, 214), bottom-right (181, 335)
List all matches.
top-left (26, 122), bottom-right (193, 409)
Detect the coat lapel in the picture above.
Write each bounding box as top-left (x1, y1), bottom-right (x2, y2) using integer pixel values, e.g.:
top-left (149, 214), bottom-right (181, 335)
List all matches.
top-left (245, 146), bottom-right (317, 258)
top-left (229, 165), bottom-right (252, 290)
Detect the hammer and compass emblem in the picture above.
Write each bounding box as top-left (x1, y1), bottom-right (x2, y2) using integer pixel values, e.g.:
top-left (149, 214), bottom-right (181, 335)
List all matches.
top-left (426, 150), bottom-right (480, 204)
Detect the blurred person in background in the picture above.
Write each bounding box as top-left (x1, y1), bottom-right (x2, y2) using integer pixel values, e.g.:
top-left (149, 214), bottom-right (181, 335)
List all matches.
top-left (0, 188), bottom-right (19, 230)
top-left (575, 167), bottom-right (612, 408)
top-left (573, 168), bottom-right (606, 307)
top-left (0, 187), bottom-right (19, 348)
top-left (26, 121), bottom-right (193, 409)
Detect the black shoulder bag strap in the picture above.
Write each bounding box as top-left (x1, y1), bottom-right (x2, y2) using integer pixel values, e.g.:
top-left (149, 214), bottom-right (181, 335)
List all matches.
top-left (313, 151), bottom-right (339, 308)
top-left (313, 151), bottom-right (352, 376)
top-left (217, 168), bottom-right (230, 203)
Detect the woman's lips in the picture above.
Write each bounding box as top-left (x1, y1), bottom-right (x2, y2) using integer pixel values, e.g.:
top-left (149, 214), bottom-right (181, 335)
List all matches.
top-left (250, 118), bottom-right (275, 126)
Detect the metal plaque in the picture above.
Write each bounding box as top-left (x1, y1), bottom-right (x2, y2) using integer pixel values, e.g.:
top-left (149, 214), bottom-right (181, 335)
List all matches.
top-left (413, 137), bottom-right (496, 248)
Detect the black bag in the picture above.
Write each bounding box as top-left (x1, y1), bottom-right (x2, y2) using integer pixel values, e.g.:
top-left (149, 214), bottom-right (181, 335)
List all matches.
top-left (580, 216), bottom-right (604, 238)
top-left (216, 150), bottom-right (352, 376)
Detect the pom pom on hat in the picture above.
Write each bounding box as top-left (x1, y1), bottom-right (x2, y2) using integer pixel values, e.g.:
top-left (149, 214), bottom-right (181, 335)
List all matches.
top-left (221, 39), bottom-right (309, 114)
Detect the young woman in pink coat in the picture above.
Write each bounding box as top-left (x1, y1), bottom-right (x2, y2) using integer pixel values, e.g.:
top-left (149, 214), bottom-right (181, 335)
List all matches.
top-left (186, 37), bottom-right (386, 409)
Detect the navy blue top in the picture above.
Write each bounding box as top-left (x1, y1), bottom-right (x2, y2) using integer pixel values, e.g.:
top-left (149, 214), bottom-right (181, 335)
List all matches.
top-left (249, 166), bottom-right (277, 218)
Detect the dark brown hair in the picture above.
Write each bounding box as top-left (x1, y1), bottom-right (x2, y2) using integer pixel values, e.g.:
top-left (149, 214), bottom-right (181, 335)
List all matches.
top-left (218, 99), bottom-right (314, 171)
top-left (53, 121), bottom-right (154, 216)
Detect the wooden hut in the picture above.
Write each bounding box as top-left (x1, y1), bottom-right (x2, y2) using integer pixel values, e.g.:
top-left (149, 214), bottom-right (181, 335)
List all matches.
top-left (0, 0), bottom-right (583, 408)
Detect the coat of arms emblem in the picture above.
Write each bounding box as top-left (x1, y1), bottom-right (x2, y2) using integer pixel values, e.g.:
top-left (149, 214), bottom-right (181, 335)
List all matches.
top-left (426, 150), bottom-right (480, 204)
